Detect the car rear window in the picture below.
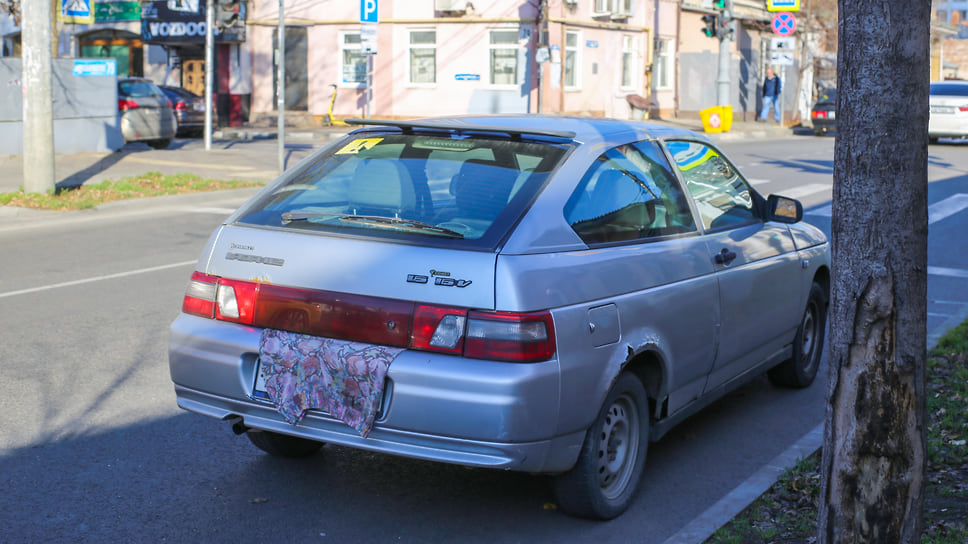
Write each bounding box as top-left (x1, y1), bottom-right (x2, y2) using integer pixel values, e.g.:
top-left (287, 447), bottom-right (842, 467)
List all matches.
top-left (236, 132), bottom-right (569, 249)
top-left (119, 80), bottom-right (164, 98)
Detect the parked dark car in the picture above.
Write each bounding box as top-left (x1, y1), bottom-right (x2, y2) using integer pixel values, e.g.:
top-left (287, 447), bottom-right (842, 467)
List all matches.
top-left (160, 85), bottom-right (206, 137)
top-left (810, 88), bottom-right (836, 136)
top-left (117, 78), bottom-right (176, 149)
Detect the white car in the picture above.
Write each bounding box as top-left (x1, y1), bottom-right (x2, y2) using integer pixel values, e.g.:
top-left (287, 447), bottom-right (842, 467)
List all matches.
top-left (929, 81), bottom-right (968, 143)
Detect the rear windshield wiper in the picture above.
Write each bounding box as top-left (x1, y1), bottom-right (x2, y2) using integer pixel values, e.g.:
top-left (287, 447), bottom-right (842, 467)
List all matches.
top-left (281, 211), bottom-right (464, 239)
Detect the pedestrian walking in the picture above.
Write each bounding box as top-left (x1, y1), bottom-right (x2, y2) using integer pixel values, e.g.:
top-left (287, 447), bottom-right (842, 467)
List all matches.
top-left (758, 68), bottom-right (782, 123)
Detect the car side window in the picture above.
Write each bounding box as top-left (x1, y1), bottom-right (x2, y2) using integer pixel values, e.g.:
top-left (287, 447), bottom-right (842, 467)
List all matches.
top-left (564, 140), bottom-right (697, 245)
top-left (666, 140), bottom-right (757, 231)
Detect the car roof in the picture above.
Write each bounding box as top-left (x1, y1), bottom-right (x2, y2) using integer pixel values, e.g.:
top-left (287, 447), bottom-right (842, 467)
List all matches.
top-left (346, 115), bottom-right (706, 147)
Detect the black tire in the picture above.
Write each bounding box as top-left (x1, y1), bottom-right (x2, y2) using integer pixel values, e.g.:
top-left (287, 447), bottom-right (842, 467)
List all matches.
top-left (929, 137), bottom-right (940, 145)
top-left (553, 372), bottom-right (649, 520)
top-left (246, 430), bottom-right (324, 458)
top-left (148, 138), bottom-right (172, 150)
top-left (769, 282), bottom-right (827, 388)
top-left (814, 128), bottom-right (825, 137)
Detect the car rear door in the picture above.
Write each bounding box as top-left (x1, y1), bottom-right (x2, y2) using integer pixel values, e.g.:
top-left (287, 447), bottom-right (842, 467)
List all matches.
top-left (665, 140), bottom-right (802, 392)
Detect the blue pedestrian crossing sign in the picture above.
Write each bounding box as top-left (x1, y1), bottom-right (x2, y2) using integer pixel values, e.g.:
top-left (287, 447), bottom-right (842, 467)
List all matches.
top-left (767, 0), bottom-right (800, 11)
top-left (59, 0), bottom-right (94, 24)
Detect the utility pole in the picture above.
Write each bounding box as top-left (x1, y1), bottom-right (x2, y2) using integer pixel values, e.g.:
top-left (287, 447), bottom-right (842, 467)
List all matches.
top-left (277, 0), bottom-right (285, 173)
top-left (22, 0), bottom-right (55, 194)
top-left (716, 0), bottom-right (734, 107)
top-left (204, 0), bottom-right (214, 151)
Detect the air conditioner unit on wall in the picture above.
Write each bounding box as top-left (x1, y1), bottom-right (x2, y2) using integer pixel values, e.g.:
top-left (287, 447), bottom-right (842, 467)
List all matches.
top-left (435, 0), bottom-right (468, 12)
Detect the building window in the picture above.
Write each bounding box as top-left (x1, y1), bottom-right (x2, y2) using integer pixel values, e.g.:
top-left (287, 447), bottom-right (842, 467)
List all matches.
top-left (594, 0), bottom-right (612, 15)
top-left (340, 32), bottom-right (367, 87)
top-left (937, 10), bottom-right (948, 23)
top-left (655, 38), bottom-right (673, 90)
top-left (564, 30), bottom-right (581, 90)
top-left (489, 29), bottom-right (519, 86)
top-left (616, 0), bottom-right (634, 16)
top-left (409, 30), bottom-right (436, 85)
top-left (621, 35), bottom-right (637, 89)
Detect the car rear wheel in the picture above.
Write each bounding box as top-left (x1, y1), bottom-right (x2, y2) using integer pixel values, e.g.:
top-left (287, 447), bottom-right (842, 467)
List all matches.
top-left (553, 371), bottom-right (649, 520)
top-left (768, 282), bottom-right (827, 388)
top-left (814, 128), bottom-right (826, 136)
top-left (148, 138), bottom-right (172, 150)
top-left (246, 430), bottom-right (324, 458)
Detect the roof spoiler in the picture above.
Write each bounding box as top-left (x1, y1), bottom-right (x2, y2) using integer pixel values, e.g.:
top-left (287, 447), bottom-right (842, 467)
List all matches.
top-left (345, 118), bottom-right (577, 141)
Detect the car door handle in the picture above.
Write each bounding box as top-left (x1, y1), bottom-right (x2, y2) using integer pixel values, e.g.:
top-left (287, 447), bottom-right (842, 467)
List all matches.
top-left (715, 248), bottom-right (737, 265)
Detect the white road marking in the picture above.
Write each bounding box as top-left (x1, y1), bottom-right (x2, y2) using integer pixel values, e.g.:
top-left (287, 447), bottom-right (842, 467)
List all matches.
top-left (776, 183), bottom-right (830, 200)
top-left (0, 260), bottom-right (197, 299)
top-left (747, 178), bottom-right (773, 186)
top-left (929, 193), bottom-right (968, 224)
top-left (807, 194), bottom-right (968, 225)
top-left (181, 207), bottom-right (237, 214)
top-left (929, 266), bottom-right (968, 278)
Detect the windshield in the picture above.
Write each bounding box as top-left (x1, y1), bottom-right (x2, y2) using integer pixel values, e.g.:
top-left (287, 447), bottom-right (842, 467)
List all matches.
top-left (237, 132), bottom-right (569, 249)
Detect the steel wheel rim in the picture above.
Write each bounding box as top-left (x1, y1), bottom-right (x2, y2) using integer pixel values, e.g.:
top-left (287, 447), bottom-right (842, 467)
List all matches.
top-left (800, 301), bottom-right (818, 366)
top-left (596, 393), bottom-right (639, 499)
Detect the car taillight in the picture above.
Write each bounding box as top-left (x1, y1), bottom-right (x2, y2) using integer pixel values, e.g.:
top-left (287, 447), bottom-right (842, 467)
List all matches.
top-left (174, 101), bottom-right (187, 111)
top-left (812, 111), bottom-right (825, 119)
top-left (464, 311), bottom-right (556, 363)
top-left (960, 105), bottom-right (968, 112)
top-left (411, 305), bottom-right (468, 354)
top-left (182, 271), bottom-right (217, 318)
top-left (181, 274), bottom-right (556, 363)
top-left (118, 98), bottom-right (139, 111)
top-left (215, 278), bottom-right (259, 324)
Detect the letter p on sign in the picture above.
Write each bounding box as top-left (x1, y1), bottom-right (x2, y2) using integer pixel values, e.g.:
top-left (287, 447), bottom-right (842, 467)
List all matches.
top-left (361, 0), bottom-right (378, 23)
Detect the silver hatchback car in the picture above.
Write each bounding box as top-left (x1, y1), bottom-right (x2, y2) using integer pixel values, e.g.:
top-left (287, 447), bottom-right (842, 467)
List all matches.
top-left (168, 115), bottom-right (829, 520)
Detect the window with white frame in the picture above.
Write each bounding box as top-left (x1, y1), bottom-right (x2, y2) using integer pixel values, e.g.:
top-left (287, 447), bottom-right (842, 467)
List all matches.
top-left (409, 29), bottom-right (436, 85)
top-left (340, 32), bottom-right (367, 87)
top-left (564, 30), bottom-right (581, 90)
top-left (594, 0), bottom-right (611, 15)
top-left (621, 35), bottom-right (637, 89)
top-left (489, 29), bottom-right (519, 86)
top-left (655, 38), bottom-right (673, 90)
top-left (616, 0), bottom-right (634, 16)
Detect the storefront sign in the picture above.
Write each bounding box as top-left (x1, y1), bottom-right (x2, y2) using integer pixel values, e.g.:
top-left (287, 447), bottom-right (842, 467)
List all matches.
top-left (96, 1), bottom-right (142, 22)
top-left (141, 0), bottom-right (245, 44)
top-left (73, 59), bottom-right (117, 77)
top-left (59, 0), bottom-right (94, 24)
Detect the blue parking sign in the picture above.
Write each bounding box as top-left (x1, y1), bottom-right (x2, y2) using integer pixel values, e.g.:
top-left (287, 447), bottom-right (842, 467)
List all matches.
top-left (360, 0), bottom-right (378, 23)
top-left (60, 0), bottom-right (94, 23)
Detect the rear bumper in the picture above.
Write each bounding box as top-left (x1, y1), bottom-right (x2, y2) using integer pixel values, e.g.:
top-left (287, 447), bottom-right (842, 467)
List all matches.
top-left (168, 314), bottom-right (583, 473)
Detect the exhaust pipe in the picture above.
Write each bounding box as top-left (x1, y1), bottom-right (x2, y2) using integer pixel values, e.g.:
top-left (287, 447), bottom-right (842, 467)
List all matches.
top-left (229, 416), bottom-right (250, 435)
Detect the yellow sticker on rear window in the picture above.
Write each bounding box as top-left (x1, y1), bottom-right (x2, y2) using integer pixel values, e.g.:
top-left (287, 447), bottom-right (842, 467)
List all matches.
top-left (335, 138), bottom-right (384, 155)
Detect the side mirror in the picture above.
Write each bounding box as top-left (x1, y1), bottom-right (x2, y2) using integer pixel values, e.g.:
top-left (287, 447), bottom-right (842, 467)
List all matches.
top-left (766, 194), bottom-right (803, 224)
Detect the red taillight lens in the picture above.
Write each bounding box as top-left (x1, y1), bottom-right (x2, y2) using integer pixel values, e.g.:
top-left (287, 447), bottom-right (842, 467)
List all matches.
top-left (959, 105), bottom-right (968, 112)
top-left (174, 101), bottom-right (187, 111)
top-left (463, 311), bottom-right (556, 363)
top-left (214, 278), bottom-right (259, 324)
top-left (118, 98), bottom-right (139, 111)
top-left (181, 274), bottom-right (555, 363)
top-left (411, 305), bottom-right (468, 354)
top-left (812, 111), bottom-right (825, 119)
top-left (182, 271), bottom-right (217, 318)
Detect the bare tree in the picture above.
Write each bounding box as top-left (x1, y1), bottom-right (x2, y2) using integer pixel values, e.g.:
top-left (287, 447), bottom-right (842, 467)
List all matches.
top-left (819, 1), bottom-right (930, 542)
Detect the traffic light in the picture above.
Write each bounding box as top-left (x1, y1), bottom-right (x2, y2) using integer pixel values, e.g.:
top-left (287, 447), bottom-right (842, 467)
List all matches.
top-left (215, 0), bottom-right (244, 30)
top-left (702, 14), bottom-right (718, 38)
top-left (713, 0), bottom-right (726, 8)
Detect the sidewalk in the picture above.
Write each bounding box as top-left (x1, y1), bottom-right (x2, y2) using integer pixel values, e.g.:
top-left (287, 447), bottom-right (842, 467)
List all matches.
top-left (0, 116), bottom-right (802, 198)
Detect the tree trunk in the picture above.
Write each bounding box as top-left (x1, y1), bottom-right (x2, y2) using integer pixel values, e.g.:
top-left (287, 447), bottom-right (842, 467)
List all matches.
top-left (819, 1), bottom-right (930, 543)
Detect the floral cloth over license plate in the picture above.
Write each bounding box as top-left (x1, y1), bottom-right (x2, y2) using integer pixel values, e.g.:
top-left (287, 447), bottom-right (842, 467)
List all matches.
top-left (258, 329), bottom-right (404, 437)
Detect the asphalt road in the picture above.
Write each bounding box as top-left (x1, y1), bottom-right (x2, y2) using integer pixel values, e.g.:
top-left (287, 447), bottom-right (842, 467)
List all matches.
top-left (1, 135), bottom-right (965, 543)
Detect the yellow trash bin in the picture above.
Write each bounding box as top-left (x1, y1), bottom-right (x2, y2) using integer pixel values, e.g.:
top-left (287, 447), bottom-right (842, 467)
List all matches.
top-left (700, 105), bottom-right (733, 133)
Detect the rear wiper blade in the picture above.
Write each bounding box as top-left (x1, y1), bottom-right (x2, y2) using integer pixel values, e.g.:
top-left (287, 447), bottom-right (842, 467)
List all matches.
top-left (337, 215), bottom-right (464, 238)
top-left (280, 211), bottom-right (464, 238)
top-left (280, 210), bottom-right (340, 224)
